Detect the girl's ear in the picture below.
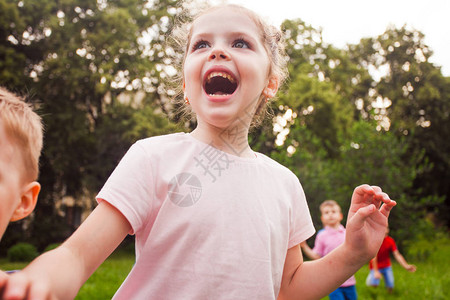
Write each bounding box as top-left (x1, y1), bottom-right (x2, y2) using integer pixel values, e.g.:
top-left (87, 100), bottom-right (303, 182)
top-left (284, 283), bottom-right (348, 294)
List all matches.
top-left (10, 181), bottom-right (40, 222)
top-left (263, 77), bottom-right (279, 99)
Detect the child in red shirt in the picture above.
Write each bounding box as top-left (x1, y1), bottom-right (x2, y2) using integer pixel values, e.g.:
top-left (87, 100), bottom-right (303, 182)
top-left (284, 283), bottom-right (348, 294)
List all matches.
top-left (366, 228), bottom-right (417, 292)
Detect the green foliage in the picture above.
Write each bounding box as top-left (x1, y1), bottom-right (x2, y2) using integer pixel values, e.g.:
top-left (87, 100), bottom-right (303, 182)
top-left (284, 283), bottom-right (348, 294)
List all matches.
top-left (348, 26), bottom-right (450, 227)
top-left (272, 19), bottom-right (449, 231)
top-left (404, 227), bottom-right (449, 262)
top-left (279, 73), bottom-right (353, 158)
top-left (282, 18), bottom-right (372, 123)
top-left (271, 118), bottom-right (422, 229)
top-left (0, 0), bottom-right (181, 247)
top-left (7, 242), bottom-right (38, 262)
top-left (0, 0), bottom-right (447, 245)
top-left (328, 120), bottom-right (418, 202)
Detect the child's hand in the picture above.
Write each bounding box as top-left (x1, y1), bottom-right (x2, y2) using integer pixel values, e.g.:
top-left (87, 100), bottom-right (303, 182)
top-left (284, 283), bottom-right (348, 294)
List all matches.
top-left (345, 184), bottom-right (396, 262)
top-left (406, 264), bottom-right (417, 272)
top-left (0, 271), bottom-right (56, 300)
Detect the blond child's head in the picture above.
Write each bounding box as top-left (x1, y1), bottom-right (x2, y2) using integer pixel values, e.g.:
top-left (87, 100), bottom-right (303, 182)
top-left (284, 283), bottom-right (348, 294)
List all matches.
top-left (0, 87), bottom-right (43, 240)
top-left (170, 2), bottom-right (288, 127)
top-left (319, 200), bottom-right (343, 228)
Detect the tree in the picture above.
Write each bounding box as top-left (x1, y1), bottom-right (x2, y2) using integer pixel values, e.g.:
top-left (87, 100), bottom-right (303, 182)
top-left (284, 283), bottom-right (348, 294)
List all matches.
top-left (0, 0), bottom-right (180, 250)
top-left (348, 26), bottom-right (450, 226)
top-left (271, 20), bottom-right (447, 238)
top-left (277, 19), bottom-right (379, 160)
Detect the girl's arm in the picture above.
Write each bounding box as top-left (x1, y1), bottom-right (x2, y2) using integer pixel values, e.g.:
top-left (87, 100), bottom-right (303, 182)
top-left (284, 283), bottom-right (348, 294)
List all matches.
top-left (0, 201), bottom-right (131, 300)
top-left (279, 243), bottom-right (366, 300)
top-left (392, 250), bottom-right (417, 272)
top-left (279, 185), bottom-right (396, 300)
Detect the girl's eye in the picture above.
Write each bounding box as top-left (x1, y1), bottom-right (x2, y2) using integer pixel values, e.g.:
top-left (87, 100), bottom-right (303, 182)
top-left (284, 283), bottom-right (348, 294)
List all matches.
top-left (233, 39), bottom-right (250, 49)
top-left (192, 40), bottom-right (210, 50)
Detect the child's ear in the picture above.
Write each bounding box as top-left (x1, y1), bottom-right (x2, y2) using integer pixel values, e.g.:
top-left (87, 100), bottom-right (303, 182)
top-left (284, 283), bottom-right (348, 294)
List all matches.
top-left (10, 181), bottom-right (40, 222)
top-left (263, 76), bottom-right (279, 99)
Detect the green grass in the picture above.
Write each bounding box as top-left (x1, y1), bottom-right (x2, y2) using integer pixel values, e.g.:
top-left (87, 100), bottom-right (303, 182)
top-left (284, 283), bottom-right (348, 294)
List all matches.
top-left (0, 249), bottom-right (134, 300)
top-left (75, 250), bottom-right (134, 299)
top-left (1, 238), bottom-right (449, 299)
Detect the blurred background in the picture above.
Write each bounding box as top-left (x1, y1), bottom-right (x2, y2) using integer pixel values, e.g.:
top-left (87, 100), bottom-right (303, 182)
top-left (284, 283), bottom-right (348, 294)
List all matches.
top-left (0, 0), bottom-right (448, 298)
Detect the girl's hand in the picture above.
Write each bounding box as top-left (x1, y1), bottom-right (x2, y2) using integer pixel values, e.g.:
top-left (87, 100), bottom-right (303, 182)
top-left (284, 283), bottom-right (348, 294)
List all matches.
top-left (345, 184), bottom-right (396, 262)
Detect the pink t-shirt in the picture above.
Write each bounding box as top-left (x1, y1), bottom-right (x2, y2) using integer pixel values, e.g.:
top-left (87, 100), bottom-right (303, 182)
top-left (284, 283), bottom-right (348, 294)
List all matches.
top-left (97, 133), bottom-right (315, 299)
top-left (313, 225), bottom-right (356, 287)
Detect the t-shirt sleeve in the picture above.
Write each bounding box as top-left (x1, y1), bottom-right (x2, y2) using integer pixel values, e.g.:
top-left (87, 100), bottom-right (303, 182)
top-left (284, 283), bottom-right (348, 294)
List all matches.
top-left (288, 176), bottom-right (315, 248)
top-left (312, 232), bottom-right (325, 257)
top-left (390, 237), bottom-right (398, 252)
top-left (96, 142), bottom-right (154, 234)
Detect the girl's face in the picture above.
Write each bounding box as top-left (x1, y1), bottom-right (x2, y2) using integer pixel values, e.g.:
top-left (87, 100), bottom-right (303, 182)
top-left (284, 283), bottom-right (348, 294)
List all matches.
top-left (183, 7), bottom-right (275, 130)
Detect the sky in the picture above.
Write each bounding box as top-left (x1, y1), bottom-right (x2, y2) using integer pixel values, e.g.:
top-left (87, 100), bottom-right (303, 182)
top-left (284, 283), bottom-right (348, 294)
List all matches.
top-left (223, 0), bottom-right (450, 76)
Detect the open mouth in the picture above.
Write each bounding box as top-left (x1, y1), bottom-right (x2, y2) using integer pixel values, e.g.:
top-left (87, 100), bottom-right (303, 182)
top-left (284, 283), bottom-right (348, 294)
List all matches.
top-left (204, 72), bottom-right (238, 96)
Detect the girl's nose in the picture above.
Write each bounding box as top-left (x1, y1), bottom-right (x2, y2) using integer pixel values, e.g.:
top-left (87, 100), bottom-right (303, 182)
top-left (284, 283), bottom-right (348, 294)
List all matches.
top-left (208, 47), bottom-right (230, 61)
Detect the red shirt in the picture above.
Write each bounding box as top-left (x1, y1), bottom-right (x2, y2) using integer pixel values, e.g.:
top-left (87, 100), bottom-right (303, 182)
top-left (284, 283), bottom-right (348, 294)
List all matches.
top-left (369, 236), bottom-right (397, 269)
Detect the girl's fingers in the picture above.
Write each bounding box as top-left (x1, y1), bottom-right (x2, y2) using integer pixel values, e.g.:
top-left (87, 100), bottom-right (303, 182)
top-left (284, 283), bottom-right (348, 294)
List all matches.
top-left (380, 192), bottom-right (391, 203)
top-left (380, 200), bottom-right (397, 217)
top-left (350, 204), bottom-right (377, 226)
top-left (355, 185), bottom-right (383, 201)
top-left (353, 184), bottom-right (372, 197)
top-left (370, 192), bottom-right (386, 208)
top-left (370, 185), bottom-right (382, 194)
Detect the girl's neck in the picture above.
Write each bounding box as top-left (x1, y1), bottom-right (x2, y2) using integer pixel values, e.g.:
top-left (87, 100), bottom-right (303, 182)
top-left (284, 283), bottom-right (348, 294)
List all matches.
top-left (190, 124), bottom-right (255, 158)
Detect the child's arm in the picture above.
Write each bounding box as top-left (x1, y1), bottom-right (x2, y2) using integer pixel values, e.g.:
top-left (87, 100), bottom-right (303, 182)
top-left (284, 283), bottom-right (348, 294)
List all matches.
top-left (279, 184), bottom-right (396, 300)
top-left (392, 249), bottom-right (417, 272)
top-left (0, 201), bottom-right (131, 300)
top-left (370, 256), bottom-right (382, 279)
top-left (299, 241), bottom-right (320, 260)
